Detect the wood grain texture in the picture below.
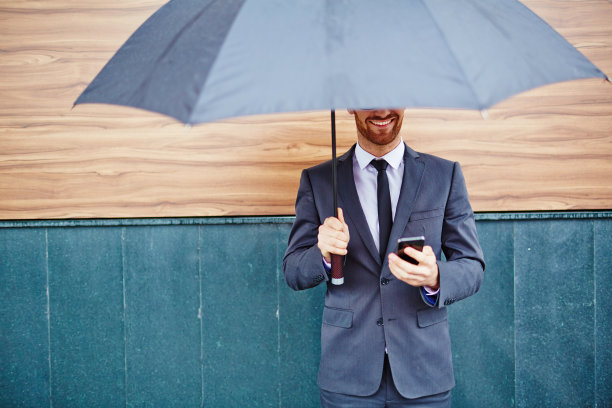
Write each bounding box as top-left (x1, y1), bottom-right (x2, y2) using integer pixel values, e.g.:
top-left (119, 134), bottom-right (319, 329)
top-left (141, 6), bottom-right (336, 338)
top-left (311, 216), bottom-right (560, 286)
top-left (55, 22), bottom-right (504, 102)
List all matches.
top-left (0, 0), bottom-right (611, 219)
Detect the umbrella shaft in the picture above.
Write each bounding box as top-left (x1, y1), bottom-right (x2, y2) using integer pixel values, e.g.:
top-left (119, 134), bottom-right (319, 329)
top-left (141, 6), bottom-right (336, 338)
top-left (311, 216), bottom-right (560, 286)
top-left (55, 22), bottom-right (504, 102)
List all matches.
top-left (330, 109), bottom-right (344, 285)
top-left (331, 109), bottom-right (338, 218)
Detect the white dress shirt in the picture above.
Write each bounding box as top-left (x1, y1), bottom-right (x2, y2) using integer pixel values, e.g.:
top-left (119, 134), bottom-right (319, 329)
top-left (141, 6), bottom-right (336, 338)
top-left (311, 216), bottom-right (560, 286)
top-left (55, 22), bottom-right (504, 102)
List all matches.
top-left (353, 141), bottom-right (405, 253)
top-left (353, 141), bottom-right (439, 297)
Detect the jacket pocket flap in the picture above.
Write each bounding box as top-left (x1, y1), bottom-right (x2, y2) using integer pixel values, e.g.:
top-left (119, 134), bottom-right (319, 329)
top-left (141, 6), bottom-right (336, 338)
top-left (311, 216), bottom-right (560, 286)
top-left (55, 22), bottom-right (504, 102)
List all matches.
top-left (322, 307), bottom-right (353, 328)
top-left (417, 308), bottom-right (448, 328)
top-left (409, 208), bottom-right (444, 221)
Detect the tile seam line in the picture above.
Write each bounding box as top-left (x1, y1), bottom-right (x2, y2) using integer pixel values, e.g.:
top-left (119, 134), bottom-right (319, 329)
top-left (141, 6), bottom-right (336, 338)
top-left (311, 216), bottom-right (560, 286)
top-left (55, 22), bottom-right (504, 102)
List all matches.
top-left (1, 212), bottom-right (611, 228)
top-left (121, 227), bottom-right (129, 408)
top-left (199, 225), bottom-right (205, 408)
top-left (513, 221), bottom-right (517, 408)
top-left (276, 227), bottom-right (282, 408)
top-left (593, 221), bottom-right (597, 405)
top-left (46, 228), bottom-right (53, 408)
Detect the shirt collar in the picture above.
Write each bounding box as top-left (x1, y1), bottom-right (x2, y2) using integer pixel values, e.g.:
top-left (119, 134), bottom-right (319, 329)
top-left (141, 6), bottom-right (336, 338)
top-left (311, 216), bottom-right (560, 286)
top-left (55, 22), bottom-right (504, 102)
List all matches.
top-left (355, 140), bottom-right (405, 170)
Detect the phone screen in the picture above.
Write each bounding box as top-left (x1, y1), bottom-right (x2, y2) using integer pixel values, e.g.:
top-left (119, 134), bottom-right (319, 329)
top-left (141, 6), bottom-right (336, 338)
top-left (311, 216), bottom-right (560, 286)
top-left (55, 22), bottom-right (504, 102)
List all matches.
top-left (397, 236), bottom-right (425, 265)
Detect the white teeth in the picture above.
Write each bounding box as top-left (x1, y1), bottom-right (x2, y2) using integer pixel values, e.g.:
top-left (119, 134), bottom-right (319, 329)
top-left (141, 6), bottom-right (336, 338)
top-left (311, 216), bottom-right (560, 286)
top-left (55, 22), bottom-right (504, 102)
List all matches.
top-left (371, 119), bottom-right (392, 126)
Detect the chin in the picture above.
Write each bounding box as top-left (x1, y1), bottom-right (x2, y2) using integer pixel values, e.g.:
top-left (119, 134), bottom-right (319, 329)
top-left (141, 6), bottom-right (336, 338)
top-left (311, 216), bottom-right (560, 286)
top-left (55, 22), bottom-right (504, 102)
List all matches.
top-left (368, 134), bottom-right (399, 147)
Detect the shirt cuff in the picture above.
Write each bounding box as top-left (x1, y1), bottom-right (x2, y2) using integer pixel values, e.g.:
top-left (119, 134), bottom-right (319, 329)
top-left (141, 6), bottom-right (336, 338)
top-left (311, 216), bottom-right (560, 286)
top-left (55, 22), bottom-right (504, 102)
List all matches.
top-left (322, 257), bottom-right (331, 272)
top-left (421, 287), bottom-right (439, 306)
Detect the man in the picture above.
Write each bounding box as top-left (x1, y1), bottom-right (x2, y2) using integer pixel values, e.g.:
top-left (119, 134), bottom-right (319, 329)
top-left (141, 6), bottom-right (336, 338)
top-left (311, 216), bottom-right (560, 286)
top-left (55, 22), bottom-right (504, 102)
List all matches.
top-left (283, 108), bottom-right (484, 407)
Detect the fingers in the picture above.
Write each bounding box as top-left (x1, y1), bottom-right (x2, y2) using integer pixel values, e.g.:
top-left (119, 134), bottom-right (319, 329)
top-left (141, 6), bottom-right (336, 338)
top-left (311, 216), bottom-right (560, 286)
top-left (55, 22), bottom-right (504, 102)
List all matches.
top-left (388, 246), bottom-right (439, 288)
top-left (400, 247), bottom-right (422, 264)
top-left (325, 208), bottom-right (349, 235)
top-left (317, 208), bottom-right (350, 261)
top-left (317, 228), bottom-right (349, 261)
top-left (388, 253), bottom-right (428, 285)
top-left (318, 224), bottom-right (349, 249)
top-left (388, 261), bottom-right (431, 287)
top-left (318, 239), bottom-right (348, 262)
top-left (323, 216), bottom-right (342, 231)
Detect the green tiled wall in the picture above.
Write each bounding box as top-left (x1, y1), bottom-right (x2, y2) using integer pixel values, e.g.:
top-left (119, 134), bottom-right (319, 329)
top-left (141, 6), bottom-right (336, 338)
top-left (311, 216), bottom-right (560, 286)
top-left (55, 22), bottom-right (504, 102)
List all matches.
top-left (1, 213), bottom-right (610, 407)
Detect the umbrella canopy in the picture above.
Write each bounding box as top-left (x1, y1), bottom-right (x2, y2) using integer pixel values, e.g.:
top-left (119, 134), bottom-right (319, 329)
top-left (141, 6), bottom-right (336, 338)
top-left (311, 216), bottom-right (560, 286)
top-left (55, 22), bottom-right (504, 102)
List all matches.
top-left (75, 0), bottom-right (606, 284)
top-left (76, 0), bottom-right (606, 124)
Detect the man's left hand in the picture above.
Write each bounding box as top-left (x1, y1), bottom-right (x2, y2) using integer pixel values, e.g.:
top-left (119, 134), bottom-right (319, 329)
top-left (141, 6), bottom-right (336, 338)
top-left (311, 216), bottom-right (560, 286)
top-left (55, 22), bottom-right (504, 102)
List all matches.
top-left (388, 245), bottom-right (439, 290)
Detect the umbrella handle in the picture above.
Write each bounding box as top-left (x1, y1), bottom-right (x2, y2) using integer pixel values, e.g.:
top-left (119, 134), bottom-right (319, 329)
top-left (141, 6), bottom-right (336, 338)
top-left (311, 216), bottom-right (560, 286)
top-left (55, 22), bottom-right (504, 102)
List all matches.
top-left (331, 254), bottom-right (344, 285)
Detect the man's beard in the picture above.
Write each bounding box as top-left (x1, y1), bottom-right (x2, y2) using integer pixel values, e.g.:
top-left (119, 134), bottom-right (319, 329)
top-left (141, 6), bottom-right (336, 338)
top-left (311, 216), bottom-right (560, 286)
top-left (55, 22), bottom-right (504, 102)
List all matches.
top-left (356, 113), bottom-right (402, 146)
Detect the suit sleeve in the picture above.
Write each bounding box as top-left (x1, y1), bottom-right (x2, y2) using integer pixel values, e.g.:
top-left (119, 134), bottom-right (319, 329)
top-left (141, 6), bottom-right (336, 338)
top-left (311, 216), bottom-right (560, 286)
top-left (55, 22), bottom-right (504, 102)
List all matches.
top-left (283, 170), bottom-right (329, 291)
top-left (435, 162), bottom-right (485, 308)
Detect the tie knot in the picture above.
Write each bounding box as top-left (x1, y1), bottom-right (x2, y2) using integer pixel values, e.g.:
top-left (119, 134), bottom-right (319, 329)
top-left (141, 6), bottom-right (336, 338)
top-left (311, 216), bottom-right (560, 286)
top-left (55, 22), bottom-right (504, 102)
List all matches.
top-left (370, 159), bottom-right (388, 172)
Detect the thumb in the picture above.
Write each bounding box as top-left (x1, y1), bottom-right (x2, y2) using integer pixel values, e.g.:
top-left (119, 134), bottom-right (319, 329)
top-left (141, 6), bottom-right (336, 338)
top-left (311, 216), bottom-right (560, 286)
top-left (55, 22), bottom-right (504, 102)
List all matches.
top-left (337, 207), bottom-right (345, 225)
top-left (337, 208), bottom-right (349, 238)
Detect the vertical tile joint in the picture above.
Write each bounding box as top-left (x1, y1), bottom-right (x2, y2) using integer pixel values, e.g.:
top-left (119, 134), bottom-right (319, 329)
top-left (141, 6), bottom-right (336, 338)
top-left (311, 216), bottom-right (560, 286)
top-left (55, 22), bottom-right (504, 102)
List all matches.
top-left (121, 227), bottom-right (128, 408)
top-left (276, 226), bottom-right (282, 408)
top-left (593, 221), bottom-right (597, 405)
top-left (45, 229), bottom-right (53, 408)
top-left (198, 225), bottom-right (205, 408)
top-left (512, 221), bottom-right (517, 408)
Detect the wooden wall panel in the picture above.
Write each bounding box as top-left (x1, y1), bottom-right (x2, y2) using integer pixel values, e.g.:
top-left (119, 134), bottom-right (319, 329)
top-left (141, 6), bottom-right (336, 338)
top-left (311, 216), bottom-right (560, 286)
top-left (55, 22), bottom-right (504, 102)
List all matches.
top-left (0, 0), bottom-right (611, 219)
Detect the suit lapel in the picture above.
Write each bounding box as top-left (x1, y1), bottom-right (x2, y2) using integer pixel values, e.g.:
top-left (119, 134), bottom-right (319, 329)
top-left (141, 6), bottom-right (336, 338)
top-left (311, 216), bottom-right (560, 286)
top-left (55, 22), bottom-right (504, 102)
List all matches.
top-left (337, 145), bottom-right (381, 265)
top-left (384, 144), bottom-right (425, 269)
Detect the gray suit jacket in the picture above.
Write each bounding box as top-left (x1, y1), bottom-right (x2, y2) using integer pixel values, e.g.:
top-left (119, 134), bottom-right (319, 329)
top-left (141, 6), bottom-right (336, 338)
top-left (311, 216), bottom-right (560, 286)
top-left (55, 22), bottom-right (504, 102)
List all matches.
top-left (283, 143), bottom-right (485, 399)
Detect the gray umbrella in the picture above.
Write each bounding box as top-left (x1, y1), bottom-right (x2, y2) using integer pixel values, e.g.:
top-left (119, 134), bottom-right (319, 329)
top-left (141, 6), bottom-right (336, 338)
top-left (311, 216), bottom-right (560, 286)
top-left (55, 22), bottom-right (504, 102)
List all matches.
top-left (75, 0), bottom-right (606, 283)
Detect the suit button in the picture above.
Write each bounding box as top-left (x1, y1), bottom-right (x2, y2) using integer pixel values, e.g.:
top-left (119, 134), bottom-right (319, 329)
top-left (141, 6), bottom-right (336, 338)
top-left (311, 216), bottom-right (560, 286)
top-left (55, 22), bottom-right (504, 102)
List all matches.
top-left (381, 278), bottom-right (389, 285)
top-left (376, 318), bottom-right (384, 326)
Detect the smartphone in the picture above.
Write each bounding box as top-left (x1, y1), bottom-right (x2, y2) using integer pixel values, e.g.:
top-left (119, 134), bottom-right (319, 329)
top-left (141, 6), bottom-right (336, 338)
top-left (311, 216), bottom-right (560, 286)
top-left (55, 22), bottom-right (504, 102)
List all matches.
top-left (397, 236), bottom-right (425, 265)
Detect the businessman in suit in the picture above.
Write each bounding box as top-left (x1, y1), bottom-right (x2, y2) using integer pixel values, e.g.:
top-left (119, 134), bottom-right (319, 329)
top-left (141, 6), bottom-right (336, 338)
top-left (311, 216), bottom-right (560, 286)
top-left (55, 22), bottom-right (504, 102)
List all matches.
top-left (283, 108), bottom-right (485, 407)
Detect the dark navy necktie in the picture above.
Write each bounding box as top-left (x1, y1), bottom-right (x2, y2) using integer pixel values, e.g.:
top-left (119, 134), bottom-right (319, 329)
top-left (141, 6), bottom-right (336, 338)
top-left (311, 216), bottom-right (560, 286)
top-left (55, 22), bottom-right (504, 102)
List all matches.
top-left (371, 159), bottom-right (392, 262)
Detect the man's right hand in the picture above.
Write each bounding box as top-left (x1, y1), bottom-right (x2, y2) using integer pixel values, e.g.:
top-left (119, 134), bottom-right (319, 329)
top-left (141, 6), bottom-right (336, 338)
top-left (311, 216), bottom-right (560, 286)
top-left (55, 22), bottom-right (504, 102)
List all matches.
top-left (317, 208), bottom-right (350, 263)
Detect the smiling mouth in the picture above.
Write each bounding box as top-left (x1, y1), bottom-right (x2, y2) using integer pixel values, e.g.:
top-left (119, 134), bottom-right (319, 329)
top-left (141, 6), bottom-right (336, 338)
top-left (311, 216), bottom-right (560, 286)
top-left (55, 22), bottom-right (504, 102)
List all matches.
top-left (369, 117), bottom-right (394, 127)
